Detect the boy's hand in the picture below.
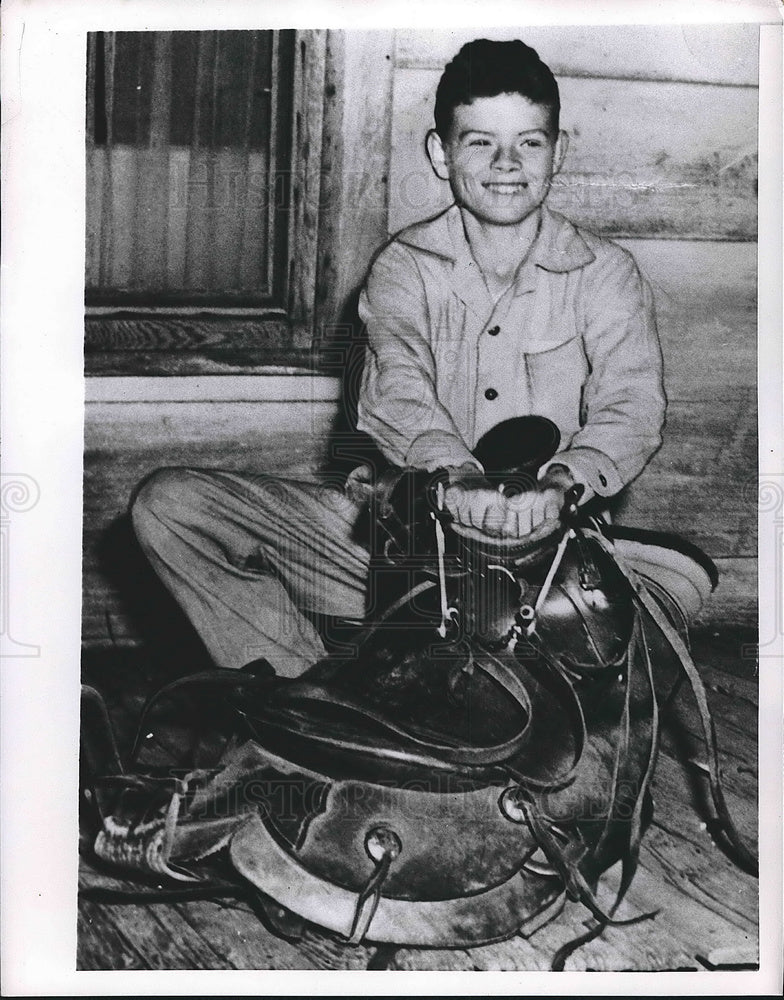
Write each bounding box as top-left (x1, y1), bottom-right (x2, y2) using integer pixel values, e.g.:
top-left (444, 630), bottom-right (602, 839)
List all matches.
top-left (443, 463), bottom-right (577, 538)
top-left (507, 463), bottom-right (576, 535)
top-left (443, 465), bottom-right (508, 536)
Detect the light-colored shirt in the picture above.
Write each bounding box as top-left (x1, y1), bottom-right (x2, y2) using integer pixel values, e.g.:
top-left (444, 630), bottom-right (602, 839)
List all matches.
top-left (356, 204), bottom-right (665, 499)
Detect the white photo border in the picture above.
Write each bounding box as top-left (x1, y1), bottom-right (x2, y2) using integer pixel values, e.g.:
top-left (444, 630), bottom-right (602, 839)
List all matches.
top-left (1, 0), bottom-right (781, 994)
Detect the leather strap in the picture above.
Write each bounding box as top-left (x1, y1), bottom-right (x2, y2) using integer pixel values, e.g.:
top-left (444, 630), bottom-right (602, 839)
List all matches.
top-left (271, 647), bottom-right (535, 767)
top-left (587, 527), bottom-right (758, 875)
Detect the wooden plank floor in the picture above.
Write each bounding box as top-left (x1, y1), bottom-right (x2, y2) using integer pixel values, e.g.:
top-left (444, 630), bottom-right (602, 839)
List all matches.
top-left (78, 627), bottom-right (759, 973)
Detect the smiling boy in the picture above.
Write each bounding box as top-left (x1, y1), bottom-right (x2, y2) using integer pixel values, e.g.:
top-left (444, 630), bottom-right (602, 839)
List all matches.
top-left (357, 39), bottom-right (665, 537)
top-left (132, 38), bottom-right (666, 675)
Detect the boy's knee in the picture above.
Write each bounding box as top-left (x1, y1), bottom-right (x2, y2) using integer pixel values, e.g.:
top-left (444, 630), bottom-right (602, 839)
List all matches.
top-left (131, 467), bottom-right (198, 542)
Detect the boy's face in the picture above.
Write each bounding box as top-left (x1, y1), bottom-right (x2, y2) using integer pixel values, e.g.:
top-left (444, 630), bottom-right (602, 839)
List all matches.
top-left (427, 93), bottom-right (568, 227)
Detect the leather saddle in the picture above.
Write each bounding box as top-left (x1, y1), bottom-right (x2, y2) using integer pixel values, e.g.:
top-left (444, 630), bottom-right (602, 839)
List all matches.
top-left (81, 417), bottom-right (755, 957)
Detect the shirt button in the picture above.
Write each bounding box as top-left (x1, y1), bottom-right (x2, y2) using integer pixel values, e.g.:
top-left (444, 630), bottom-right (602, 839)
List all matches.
top-left (599, 473), bottom-right (607, 487)
top-left (487, 325), bottom-right (500, 336)
top-left (484, 388), bottom-right (498, 401)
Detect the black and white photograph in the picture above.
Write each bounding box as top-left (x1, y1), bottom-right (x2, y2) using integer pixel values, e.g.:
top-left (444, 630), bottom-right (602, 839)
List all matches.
top-left (1, 0), bottom-right (782, 993)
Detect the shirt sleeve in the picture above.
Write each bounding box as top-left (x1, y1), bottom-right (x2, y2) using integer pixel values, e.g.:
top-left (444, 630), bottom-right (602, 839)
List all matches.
top-left (540, 245), bottom-right (666, 498)
top-left (356, 243), bottom-right (481, 473)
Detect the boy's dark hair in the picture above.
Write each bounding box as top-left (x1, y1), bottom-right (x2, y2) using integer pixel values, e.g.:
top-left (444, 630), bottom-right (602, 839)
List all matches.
top-left (434, 39), bottom-right (560, 138)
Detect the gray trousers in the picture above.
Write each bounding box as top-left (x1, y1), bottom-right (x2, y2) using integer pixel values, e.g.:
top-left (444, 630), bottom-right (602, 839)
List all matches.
top-left (132, 468), bottom-right (371, 676)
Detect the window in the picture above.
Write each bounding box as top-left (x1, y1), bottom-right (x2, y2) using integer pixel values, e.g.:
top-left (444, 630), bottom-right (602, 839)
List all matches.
top-left (85, 29), bottom-right (327, 374)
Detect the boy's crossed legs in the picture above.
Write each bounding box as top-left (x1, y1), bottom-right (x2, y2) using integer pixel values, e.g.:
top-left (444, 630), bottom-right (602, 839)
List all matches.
top-left (132, 468), bottom-right (370, 677)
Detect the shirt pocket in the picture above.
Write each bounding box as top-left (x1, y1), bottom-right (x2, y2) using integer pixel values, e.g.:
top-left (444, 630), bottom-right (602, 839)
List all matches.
top-left (514, 275), bottom-right (579, 355)
top-left (526, 336), bottom-right (588, 445)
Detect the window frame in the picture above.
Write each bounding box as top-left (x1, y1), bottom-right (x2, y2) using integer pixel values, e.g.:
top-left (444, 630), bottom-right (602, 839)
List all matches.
top-left (84, 28), bottom-right (328, 376)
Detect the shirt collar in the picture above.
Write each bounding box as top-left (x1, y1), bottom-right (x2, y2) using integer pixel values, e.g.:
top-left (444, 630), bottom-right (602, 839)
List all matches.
top-left (530, 205), bottom-right (596, 272)
top-left (395, 203), bottom-right (596, 274)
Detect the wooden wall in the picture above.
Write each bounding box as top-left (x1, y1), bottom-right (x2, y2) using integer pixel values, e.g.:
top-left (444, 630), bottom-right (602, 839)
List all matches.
top-left (82, 380), bottom-right (341, 646)
top-left (387, 26), bottom-right (758, 238)
top-left (82, 26), bottom-right (759, 647)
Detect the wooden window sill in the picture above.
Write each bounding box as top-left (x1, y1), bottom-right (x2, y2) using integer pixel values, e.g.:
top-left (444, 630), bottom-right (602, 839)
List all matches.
top-left (85, 373), bottom-right (342, 403)
top-left (84, 313), bottom-right (322, 376)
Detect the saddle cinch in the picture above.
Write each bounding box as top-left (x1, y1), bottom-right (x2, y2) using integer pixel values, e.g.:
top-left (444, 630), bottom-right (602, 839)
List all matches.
top-left (80, 417), bottom-right (757, 962)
